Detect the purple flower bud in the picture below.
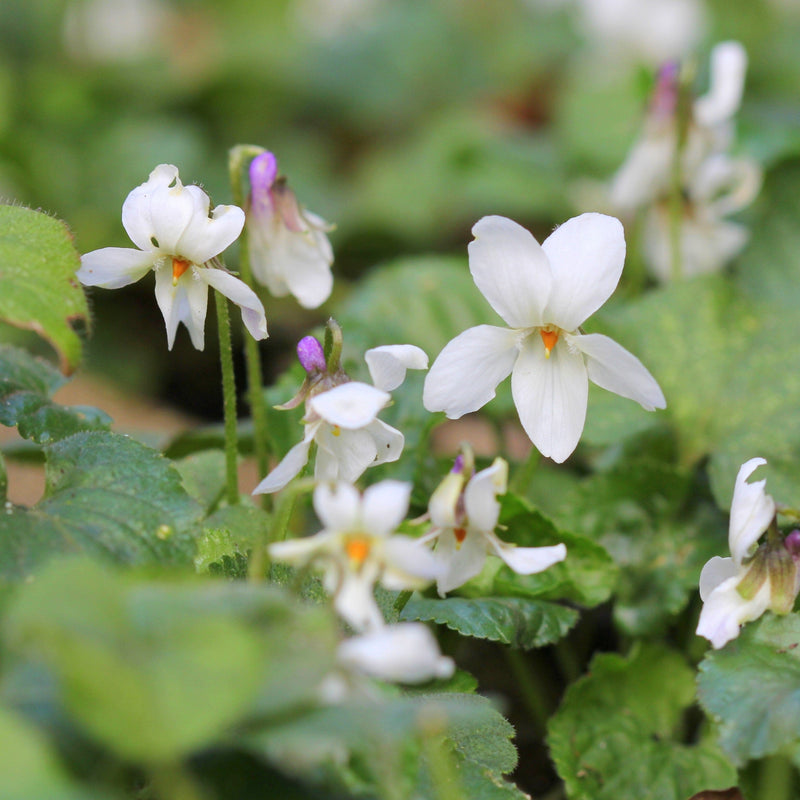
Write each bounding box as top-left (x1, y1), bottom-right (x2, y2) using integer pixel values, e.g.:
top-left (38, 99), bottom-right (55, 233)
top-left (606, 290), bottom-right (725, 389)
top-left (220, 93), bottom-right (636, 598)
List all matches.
top-left (249, 152), bottom-right (278, 215)
top-left (784, 530), bottom-right (800, 561)
top-left (297, 336), bottom-right (326, 375)
top-left (650, 61), bottom-right (680, 119)
top-left (451, 454), bottom-right (464, 474)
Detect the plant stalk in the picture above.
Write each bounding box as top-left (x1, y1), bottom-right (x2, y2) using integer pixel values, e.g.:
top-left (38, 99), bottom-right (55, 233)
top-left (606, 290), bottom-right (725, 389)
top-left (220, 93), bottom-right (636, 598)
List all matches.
top-left (215, 290), bottom-right (239, 506)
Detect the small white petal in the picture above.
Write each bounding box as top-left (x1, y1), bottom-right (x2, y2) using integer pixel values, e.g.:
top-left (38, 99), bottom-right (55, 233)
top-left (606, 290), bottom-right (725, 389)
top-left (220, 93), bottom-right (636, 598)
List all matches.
top-left (609, 134), bottom-right (675, 212)
top-left (468, 215), bottom-right (552, 328)
top-left (310, 382), bottom-right (390, 429)
top-left (435, 529), bottom-right (488, 596)
top-left (77, 247), bottom-right (155, 288)
top-left (694, 41), bottom-right (747, 128)
top-left (153, 262), bottom-right (208, 350)
top-left (365, 419), bottom-right (405, 467)
top-left (268, 530), bottom-right (333, 565)
top-left (313, 481), bottom-right (362, 533)
top-left (338, 624), bottom-right (454, 683)
top-left (428, 470), bottom-right (466, 528)
top-left (696, 574), bottom-right (771, 649)
top-left (463, 458), bottom-right (507, 532)
top-left (382, 535), bottom-right (443, 587)
top-left (144, 174), bottom-right (198, 255)
top-left (177, 196), bottom-right (245, 264)
top-left (729, 458), bottom-right (775, 566)
top-left (423, 326), bottom-right (519, 418)
top-left (335, 563), bottom-right (385, 632)
top-left (252, 436), bottom-right (313, 494)
top-left (314, 426), bottom-right (378, 484)
top-left (365, 345), bottom-right (429, 392)
top-left (361, 481), bottom-right (411, 538)
top-left (121, 164), bottom-right (179, 251)
top-left (569, 332), bottom-right (666, 411)
top-left (511, 336), bottom-right (588, 463)
top-left (698, 556), bottom-right (738, 601)
top-left (485, 531), bottom-right (566, 575)
top-left (541, 213), bottom-right (626, 331)
top-left (197, 267), bottom-right (268, 341)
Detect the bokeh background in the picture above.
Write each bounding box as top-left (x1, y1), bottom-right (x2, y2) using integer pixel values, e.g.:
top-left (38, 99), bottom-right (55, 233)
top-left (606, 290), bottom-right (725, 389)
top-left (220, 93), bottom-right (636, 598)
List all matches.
top-left (3, 0), bottom-right (799, 418)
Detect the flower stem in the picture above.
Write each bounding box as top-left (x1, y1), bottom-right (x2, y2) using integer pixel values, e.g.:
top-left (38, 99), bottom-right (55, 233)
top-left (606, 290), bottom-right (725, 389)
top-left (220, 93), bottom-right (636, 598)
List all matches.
top-left (229, 145), bottom-right (271, 496)
top-left (215, 290), bottom-right (239, 506)
top-left (668, 64), bottom-right (692, 282)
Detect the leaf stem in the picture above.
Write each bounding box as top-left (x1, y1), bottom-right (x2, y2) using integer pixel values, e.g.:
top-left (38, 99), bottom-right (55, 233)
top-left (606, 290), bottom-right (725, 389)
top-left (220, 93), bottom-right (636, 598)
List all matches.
top-left (215, 290), bottom-right (239, 506)
top-left (149, 762), bottom-right (206, 800)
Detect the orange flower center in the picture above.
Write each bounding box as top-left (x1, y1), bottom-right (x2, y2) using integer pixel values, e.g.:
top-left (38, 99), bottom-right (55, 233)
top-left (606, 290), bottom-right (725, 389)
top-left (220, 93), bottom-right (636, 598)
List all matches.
top-left (454, 527), bottom-right (467, 544)
top-left (172, 257), bottom-right (192, 285)
top-left (539, 328), bottom-right (559, 359)
top-left (345, 538), bottom-right (370, 567)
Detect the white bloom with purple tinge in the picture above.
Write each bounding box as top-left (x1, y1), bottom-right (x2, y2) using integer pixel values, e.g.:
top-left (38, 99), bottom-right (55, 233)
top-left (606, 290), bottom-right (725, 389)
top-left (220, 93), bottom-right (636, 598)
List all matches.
top-left (253, 339), bottom-right (428, 493)
top-left (422, 455), bottom-right (566, 595)
top-left (697, 458), bottom-right (800, 650)
top-left (78, 164), bottom-right (267, 350)
top-left (268, 481), bottom-right (442, 632)
top-left (247, 151), bottom-right (334, 309)
top-left (423, 213), bottom-right (665, 463)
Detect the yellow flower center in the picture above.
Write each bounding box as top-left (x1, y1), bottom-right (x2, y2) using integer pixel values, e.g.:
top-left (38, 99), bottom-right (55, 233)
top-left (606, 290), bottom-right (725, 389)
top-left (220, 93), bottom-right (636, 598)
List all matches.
top-left (539, 327), bottom-right (560, 359)
top-left (345, 537), bottom-right (371, 567)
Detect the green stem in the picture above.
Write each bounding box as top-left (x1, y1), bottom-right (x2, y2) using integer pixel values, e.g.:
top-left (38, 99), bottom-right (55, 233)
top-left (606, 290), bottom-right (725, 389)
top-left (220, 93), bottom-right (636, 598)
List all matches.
top-left (215, 290), bottom-right (239, 506)
top-left (503, 648), bottom-right (550, 735)
top-left (668, 69), bottom-right (691, 283)
top-left (757, 755), bottom-right (795, 800)
top-left (228, 145), bottom-right (271, 500)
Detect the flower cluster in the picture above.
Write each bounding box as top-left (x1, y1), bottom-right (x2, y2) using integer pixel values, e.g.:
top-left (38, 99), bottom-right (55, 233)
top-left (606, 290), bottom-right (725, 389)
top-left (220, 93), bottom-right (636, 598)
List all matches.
top-left (609, 41), bottom-right (761, 281)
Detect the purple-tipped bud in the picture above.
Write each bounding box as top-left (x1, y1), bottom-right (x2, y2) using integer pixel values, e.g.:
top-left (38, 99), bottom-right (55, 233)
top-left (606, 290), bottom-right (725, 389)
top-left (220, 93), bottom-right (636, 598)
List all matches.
top-left (650, 60), bottom-right (680, 119)
top-left (297, 336), bottom-right (326, 375)
top-left (451, 454), bottom-right (465, 474)
top-left (249, 152), bottom-right (278, 214)
top-left (784, 530), bottom-right (800, 561)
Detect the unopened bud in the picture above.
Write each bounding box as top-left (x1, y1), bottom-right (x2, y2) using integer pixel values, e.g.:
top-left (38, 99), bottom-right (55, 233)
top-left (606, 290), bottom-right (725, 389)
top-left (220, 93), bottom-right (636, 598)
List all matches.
top-left (297, 336), bottom-right (326, 375)
top-left (784, 529), bottom-right (800, 561)
top-left (767, 543), bottom-right (799, 615)
top-left (249, 151), bottom-right (278, 213)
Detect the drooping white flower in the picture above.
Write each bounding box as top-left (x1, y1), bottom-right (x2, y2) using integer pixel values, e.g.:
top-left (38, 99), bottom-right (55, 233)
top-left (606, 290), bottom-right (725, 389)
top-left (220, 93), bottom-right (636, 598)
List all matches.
top-left (423, 213), bottom-right (665, 463)
top-left (337, 623), bottom-right (455, 684)
top-left (268, 481), bottom-right (442, 632)
top-left (697, 458), bottom-right (800, 649)
top-left (78, 164), bottom-right (267, 350)
top-left (253, 329), bottom-right (427, 494)
top-left (421, 452), bottom-right (566, 595)
top-left (246, 151), bottom-right (334, 309)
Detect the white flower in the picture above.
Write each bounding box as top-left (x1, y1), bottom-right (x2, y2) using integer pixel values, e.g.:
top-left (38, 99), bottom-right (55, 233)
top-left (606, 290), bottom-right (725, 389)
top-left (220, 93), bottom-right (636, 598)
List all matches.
top-left (78, 164), bottom-right (267, 350)
top-left (253, 339), bottom-right (427, 494)
top-left (337, 623), bottom-right (455, 684)
top-left (697, 458), bottom-right (799, 649)
top-left (422, 454), bottom-right (567, 596)
top-left (268, 481), bottom-right (442, 632)
top-left (423, 214), bottom-right (665, 463)
top-left (246, 151), bottom-right (334, 309)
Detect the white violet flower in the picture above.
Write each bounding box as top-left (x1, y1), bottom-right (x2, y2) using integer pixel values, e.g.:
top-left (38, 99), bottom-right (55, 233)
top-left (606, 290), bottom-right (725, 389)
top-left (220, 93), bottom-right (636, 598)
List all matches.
top-left (696, 458), bottom-right (800, 649)
top-left (78, 163), bottom-right (267, 350)
top-left (421, 451), bottom-right (566, 595)
top-left (268, 481), bottom-right (442, 632)
top-left (246, 151), bottom-right (334, 309)
top-left (423, 213), bottom-right (666, 463)
top-left (253, 325), bottom-right (427, 494)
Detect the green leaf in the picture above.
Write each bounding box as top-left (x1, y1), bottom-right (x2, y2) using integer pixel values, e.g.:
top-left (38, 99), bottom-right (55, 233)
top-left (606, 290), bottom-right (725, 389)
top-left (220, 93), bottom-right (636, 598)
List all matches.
top-left (174, 449), bottom-right (226, 512)
top-left (0, 345), bottom-right (110, 445)
top-left (495, 493), bottom-right (618, 608)
top-left (697, 614), bottom-right (800, 766)
top-left (4, 559), bottom-right (339, 763)
top-left (0, 206), bottom-right (88, 374)
top-left (401, 595), bottom-right (577, 649)
top-left (193, 503), bottom-right (270, 578)
top-left (0, 431), bottom-right (200, 581)
top-left (548, 644), bottom-right (737, 800)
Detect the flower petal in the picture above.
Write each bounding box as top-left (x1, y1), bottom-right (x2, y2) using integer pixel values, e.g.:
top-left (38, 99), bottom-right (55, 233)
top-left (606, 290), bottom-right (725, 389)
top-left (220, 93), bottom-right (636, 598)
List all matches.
top-left (176, 194), bottom-right (245, 264)
top-left (729, 457), bottom-right (775, 566)
top-left (541, 213), bottom-right (626, 330)
top-left (382, 535), bottom-right (443, 587)
top-left (468, 215), bottom-right (552, 328)
top-left (434, 528), bottom-right (488, 596)
top-left (77, 247), bottom-right (155, 288)
top-left (365, 345), bottom-right (429, 392)
top-left (693, 41), bottom-right (747, 128)
top-left (361, 480), bottom-right (411, 538)
top-left (696, 573), bottom-right (771, 649)
top-left (313, 481), bottom-right (362, 533)
top-left (463, 458), bottom-right (507, 532)
top-left (251, 435), bottom-right (313, 494)
top-left (485, 531), bottom-right (566, 575)
top-left (315, 426), bottom-right (378, 484)
top-left (423, 325), bottom-right (519, 418)
top-left (121, 164), bottom-right (180, 251)
top-left (154, 262), bottom-right (209, 350)
top-left (428, 470), bottom-right (466, 528)
top-left (365, 420), bottom-right (404, 467)
top-left (335, 562), bottom-right (385, 632)
top-left (698, 556), bottom-right (738, 601)
top-left (310, 382), bottom-right (390, 429)
top-left (196, 267), bottom-right (268, 341)
top-left (511, 336), bottom-right (588, 463)
top-left (268, 530), bottom-right (332, 565)
top-left (568, 332), bottom-right (666, 410)
top-left (338, 623), bottom-right (454, 683)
